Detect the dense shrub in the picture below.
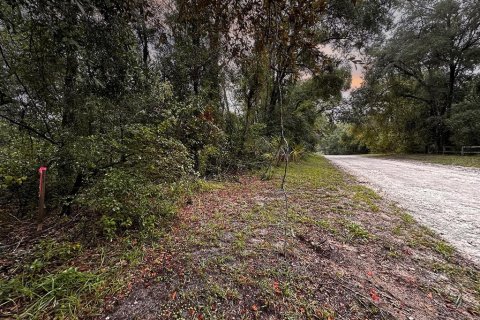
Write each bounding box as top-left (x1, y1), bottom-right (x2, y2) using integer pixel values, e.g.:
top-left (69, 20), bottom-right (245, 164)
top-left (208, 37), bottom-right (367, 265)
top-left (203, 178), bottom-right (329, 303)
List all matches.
top-left (78, 170), bottom-right (178, 239)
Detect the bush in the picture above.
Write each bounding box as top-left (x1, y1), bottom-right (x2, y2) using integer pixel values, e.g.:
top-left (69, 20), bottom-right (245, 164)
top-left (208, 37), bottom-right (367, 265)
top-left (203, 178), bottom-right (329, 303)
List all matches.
top-left (71, 124), bottom-right (196, 239)
top-left (318, 123), bottom-right (368, 155)
top-left (198, 144), bottom-right (222, 177)
top-left (78, 170), bottom-right (178, 239)
top-left (0, 123), bottom-right (55, 215)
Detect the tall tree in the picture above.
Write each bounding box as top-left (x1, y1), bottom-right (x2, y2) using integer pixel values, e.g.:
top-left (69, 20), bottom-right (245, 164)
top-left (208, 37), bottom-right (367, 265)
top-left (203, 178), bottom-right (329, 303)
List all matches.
top-left (365, 0), bottom-right (480, 150)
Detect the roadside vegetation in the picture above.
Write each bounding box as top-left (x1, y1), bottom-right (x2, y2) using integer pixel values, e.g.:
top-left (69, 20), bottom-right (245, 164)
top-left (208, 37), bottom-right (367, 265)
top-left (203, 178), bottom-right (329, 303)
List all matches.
top-left (0, 1), bottom-right (390, 317)
top-left (0, 0), bottom-right (386, 238)
top-left (107, 155), bottom-right (480, 319)
top-left (377, 154), bottom-right (480, 169)
top-left (3, 156), bottom-right (479, 318)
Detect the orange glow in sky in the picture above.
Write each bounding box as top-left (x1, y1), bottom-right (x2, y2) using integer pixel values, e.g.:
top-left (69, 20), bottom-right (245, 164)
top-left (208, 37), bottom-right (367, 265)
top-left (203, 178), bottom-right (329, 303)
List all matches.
top-left (351, 74), bottom-right (363, 89)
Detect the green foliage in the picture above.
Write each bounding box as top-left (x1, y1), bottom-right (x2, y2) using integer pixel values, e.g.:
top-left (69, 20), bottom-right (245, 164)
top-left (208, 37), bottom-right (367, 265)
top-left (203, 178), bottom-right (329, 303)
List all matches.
top-left (283, 74), bottom-right (350, 150)
top-left (28, 240), bottom-right (82, 274)
top-left (447, 78), bottom-right (480, 146)
top-left (347, 0), bottom-right (480, 152)
top-left (198, 144), bottom-right (223, 177)
top-left (290, 144), bottom-right (306, 162)
top-left (0, 1), bottom-right (396, 318)
top-left (78, 170), bottom-right (178, 239)
top-left (345, 222), bottom-right (371, 240)
top-left (318, 121), bottom-right (368, 155)
top-left (435, 241), bottom-right (455, 259)
top-left (0, 268), bottom-right (102, 319)
top-left (0, 0), bottom-right (391, 223)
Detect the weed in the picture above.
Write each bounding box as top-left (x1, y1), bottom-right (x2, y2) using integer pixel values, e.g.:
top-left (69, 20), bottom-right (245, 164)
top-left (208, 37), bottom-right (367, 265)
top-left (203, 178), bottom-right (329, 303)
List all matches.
top-left (233, 232), bottom-right (246, 251)
top-left (430, 262), bottom-right (463, 276)
top-left (392, 225), bottom-right (403, 236)
top-left (435, 241), bottom-right (455, 258)
top-left (401, 213), bottom-right (415, 224)
top-left (121, 247), bottom-right (144, 266)
top-left (28, 239), bottom-right (82, 273)
top-left (352, 185), bottom-right (381, 212)
top-left (387, 249), bottom-right (400, 259)
top-left (345, 222), bottom-right (370, 240)
top-left (197, 180), bottom-right (224, 192)
top-left (0, 268), bottom-right (102, 319)
top-left (209, 283), bottom-right (238, 301)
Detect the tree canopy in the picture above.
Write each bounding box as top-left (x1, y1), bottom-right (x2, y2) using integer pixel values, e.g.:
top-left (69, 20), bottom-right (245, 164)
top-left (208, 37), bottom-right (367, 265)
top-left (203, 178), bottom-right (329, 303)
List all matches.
top-left (0, 0), bottom-right (391, 230)
top-left (345, 0), bottom-right (480, 153)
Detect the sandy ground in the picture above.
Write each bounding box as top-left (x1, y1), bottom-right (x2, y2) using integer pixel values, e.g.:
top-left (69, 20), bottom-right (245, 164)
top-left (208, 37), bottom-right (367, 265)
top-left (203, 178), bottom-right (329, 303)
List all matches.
top-left (325, 155), bottom-right (480, 264)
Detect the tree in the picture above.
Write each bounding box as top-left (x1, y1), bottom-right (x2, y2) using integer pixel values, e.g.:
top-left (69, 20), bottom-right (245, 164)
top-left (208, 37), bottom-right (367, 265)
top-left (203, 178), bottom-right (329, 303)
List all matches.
top-left (448, 76), bottom-right (480, 146)
top-left (0, 0), bottom-right (392, 226)
top-left (0, 0), bottom-right (168, 214)
top-left (228, 0), bottom-right (393, 147)
top-left (361, 0), bottom-right (480, 150)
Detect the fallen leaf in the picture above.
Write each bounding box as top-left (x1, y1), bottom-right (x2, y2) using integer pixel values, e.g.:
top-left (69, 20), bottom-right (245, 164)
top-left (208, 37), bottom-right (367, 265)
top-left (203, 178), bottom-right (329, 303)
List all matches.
top-left (273, 281), bottom-right (282, 294)
top-left (369, 288), bottom-right (380, 302)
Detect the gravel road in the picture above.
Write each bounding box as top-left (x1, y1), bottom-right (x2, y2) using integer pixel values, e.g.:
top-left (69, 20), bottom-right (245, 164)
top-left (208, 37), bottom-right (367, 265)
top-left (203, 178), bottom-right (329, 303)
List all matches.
top-left (325, 155), bottom-right (480, 264)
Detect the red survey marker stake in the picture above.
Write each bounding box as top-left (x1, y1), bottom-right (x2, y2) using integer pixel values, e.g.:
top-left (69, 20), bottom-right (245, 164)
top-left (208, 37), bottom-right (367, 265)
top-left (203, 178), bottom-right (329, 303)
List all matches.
top-left (37, 166), bottom-right (47, 230)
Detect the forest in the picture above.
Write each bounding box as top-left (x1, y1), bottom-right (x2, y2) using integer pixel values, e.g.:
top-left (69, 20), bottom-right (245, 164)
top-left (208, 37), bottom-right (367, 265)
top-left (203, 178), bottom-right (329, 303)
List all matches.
top-left (0, 0), bottom-right (388, 234)
top-left (1, 0), bottom-right (479, 319)
top-left (321, 0), bottom-right (480, 154)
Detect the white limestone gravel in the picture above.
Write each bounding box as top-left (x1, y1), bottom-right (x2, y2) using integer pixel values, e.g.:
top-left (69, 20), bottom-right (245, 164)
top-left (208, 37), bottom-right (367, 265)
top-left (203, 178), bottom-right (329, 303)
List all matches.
top-left (325, 155), bottom-right (480, 264)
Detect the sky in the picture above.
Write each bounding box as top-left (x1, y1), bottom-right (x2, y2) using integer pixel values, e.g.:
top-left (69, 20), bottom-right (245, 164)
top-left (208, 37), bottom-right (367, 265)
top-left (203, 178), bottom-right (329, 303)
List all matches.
top-left (320, 44), bottom-right (365, 97)
top-left (343, 63), bottom-right (365, 98)
top-left (350, 65), bottom-right (365, 90)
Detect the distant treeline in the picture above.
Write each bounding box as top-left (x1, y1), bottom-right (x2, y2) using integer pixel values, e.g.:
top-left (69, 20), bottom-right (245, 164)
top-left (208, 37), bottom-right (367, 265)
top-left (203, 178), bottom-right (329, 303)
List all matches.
top-left (339, 0), bottom-right (480, 154)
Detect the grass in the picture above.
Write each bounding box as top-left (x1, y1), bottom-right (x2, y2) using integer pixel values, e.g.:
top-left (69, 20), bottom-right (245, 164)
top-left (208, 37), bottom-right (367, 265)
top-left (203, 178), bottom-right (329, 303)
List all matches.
top-left (435, 241), bottom-right (456, 259)
top-left (345, 221), bottom-right (371, 240)
top-left (2, 268), bottom-right (102, 319)
top-left (378, 154), bottom-right (480, 168)
top-left (101, 154), bottom-right (480, 319)
top-left (0, 232), bottom-right (159, 319)
top-left (2, 155), bottom-right (479, 319)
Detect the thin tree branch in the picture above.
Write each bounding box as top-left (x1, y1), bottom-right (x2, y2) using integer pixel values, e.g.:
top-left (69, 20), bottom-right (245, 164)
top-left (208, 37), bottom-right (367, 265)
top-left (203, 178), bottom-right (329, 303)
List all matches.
top-left (0, 113), bottom-right (57, 144)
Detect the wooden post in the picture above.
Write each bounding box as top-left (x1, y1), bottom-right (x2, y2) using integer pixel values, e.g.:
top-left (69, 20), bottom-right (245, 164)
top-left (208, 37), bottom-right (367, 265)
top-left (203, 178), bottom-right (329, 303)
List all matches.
top-left (37, 166), bottom-right (47, 231)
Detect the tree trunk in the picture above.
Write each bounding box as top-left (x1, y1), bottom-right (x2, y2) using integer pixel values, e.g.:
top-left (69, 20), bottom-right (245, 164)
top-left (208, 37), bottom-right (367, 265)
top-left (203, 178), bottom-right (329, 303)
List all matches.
top-left (59, 4), bottom-right (80, 210)
top-left (61, 173), bottom-right (83, 216)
